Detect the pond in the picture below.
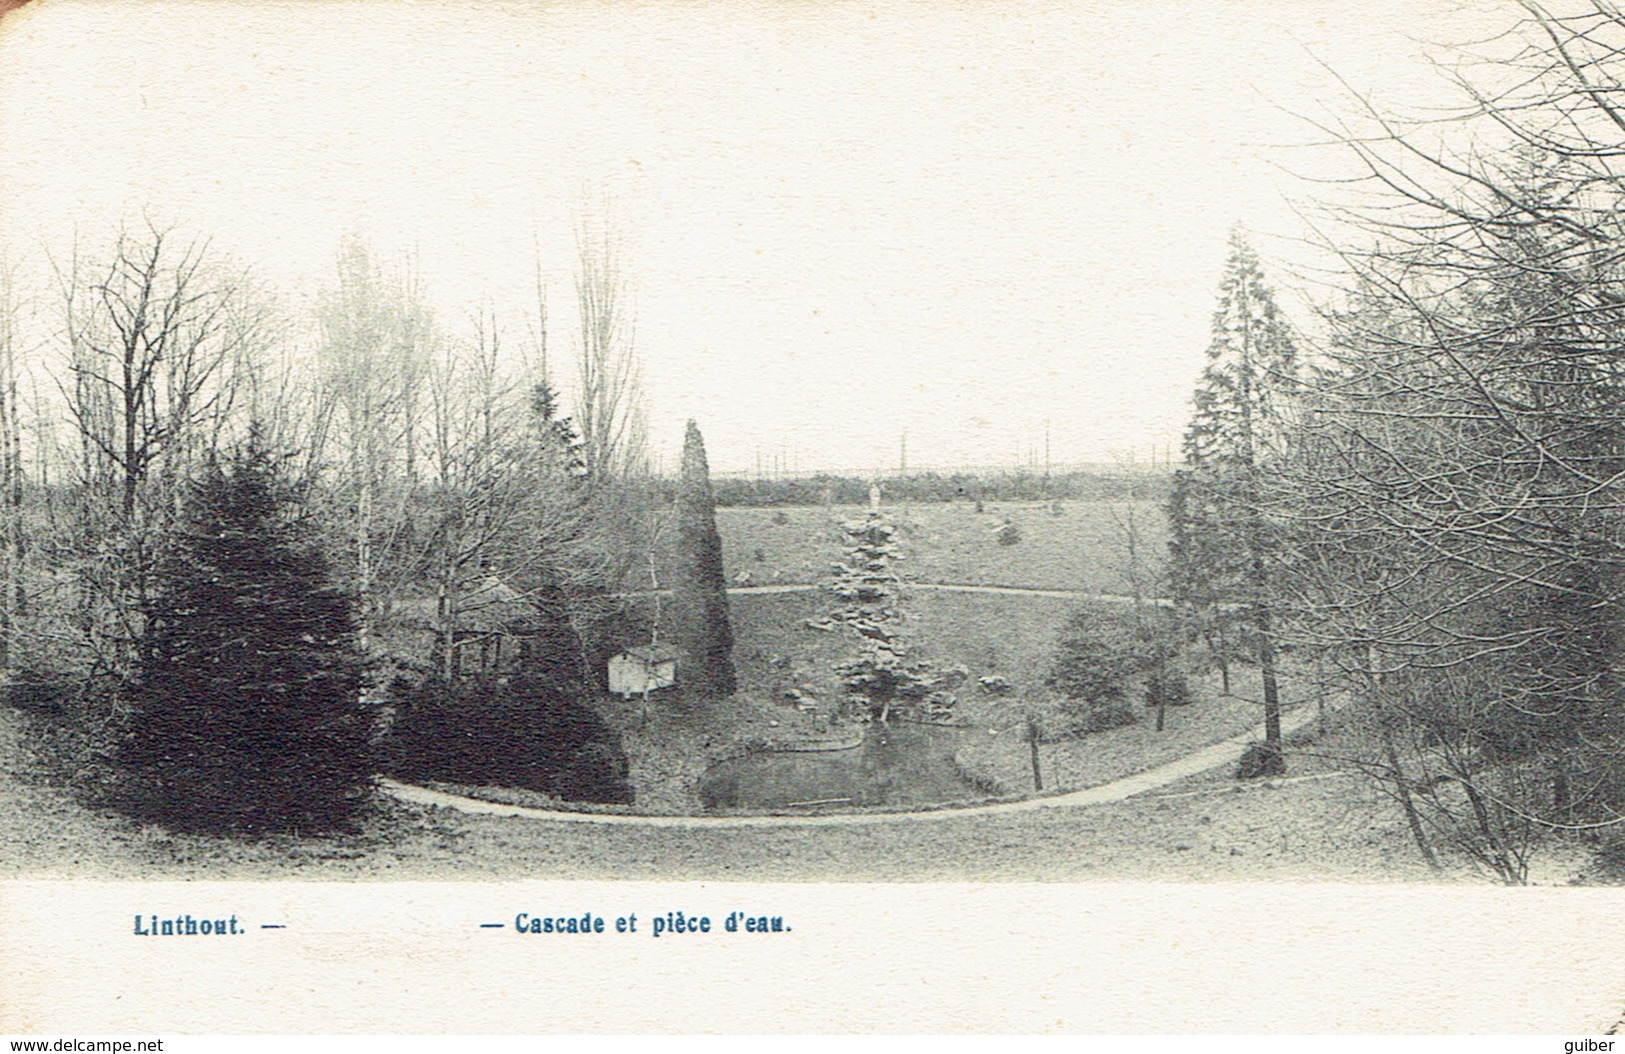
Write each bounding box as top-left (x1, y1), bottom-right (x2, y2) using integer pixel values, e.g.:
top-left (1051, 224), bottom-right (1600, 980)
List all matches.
top-left (697, 724), bottom-right (985, 812)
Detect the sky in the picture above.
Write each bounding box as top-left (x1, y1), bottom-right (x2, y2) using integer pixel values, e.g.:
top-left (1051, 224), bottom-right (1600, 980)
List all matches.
top-left (0, 0), bottom-right (1498, 475)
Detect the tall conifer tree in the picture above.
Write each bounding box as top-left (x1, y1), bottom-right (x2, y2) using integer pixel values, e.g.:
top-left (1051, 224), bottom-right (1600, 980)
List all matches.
top-left (1168, 229), bottom-right (1298, 773)
top-left (667, 420), bottom-right (735, 699)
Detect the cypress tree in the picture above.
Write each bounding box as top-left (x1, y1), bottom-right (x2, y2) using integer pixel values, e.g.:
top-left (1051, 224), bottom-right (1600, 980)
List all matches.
top-left (668, 420), bottom-right (736, 699)
top-left (115, 434), bottom-right (371, 833)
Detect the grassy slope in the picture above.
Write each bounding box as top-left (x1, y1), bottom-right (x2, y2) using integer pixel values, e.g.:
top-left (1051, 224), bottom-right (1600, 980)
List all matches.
top-left (0, 496), bottom-right (1608, 883)
top-left (729, 562), bottom-right (1136, 708)
top-left (729, 586), bottom-right (1277, 797)
top-left (622, 497), bottom-right (1236, 808)
top-left (665, 499), bottom-right (1167, 593)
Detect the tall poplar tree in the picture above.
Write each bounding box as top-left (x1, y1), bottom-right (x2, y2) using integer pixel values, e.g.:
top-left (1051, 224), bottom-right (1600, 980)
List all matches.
top-left (667, 420), bottom-right (735, 699)
top-left (1168, 229), bottom-right (1298, 774)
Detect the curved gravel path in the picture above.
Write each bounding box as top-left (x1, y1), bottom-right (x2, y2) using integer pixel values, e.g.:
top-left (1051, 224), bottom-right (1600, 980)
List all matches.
top-left (380, 699), bottom-right (1326, 827)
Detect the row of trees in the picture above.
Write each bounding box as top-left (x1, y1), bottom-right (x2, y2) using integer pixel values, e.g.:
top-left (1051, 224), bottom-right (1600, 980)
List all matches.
top-left (0, 222), bottom-right (656, 688)
top-left (1168, 0), bottom-right (1625, 881)
top-left (709, 470), bottom-right (1168, 508)
top-left (0, 216), bottom-right (747, 831)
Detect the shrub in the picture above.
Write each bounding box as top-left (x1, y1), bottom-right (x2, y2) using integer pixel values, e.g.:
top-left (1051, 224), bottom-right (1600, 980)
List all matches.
top-left (1143, 668), bottom-right (1194, 708)
top-left (1046, 607), bottom-right (1151, 704)
top-left (2, 668), bottom-right (73, 711)
top-left (113, 441), bottom-right (372, 835)
top-left (951, 753), bottom-right (1009, 797)
top-left (1049, 606), bottom-right (1199, 723)
top-left (1016, 698), bottom-right (1140, 742)
top-left (382, 674), bottom-right (633, 804)
top-left (1236, 741), bottom-right (1284, 780)
top-left (1057, 700), bottom-right (1140, 737)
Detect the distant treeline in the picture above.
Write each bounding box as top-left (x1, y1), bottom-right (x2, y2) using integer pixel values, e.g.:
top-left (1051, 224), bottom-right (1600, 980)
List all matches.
top-left (706, 470), bottom-right (1170, 507)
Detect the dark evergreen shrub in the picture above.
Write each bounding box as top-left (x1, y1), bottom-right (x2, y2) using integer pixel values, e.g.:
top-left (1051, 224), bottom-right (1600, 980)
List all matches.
top-left (114, 438), bottom-right (372, 835)
top-left (520, 567), bottom-right (592, 699)
top-left (1046, 607), bottom-right (1151, 704)
top-left (1066, 700), bottom-right (1140, 736)
top-left (383, 674), bottom-right (633, 804)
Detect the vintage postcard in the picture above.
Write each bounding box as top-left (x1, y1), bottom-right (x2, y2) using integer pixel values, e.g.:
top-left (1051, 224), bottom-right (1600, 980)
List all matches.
top-left (2, 0), bottom-right (1624, 1035)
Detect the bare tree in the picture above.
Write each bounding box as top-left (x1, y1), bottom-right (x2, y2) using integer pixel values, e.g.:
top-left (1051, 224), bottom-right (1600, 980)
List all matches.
top-left (572, 218), bottom-right (647, 484)
top-left (314, 236), bottom-right (433, 640)
top-left (52, 222), bottom-right (262, 676)
top-left (418, 306), bottom-right (603, 684)
top-left (1283, 6), bottom-right (1625, 875)
top-left (0, 254), bottom-right (29, 672)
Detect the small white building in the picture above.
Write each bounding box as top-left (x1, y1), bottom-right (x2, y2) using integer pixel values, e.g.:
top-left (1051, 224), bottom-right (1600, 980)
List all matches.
top-left (608, 643), bottom-right (680, 698)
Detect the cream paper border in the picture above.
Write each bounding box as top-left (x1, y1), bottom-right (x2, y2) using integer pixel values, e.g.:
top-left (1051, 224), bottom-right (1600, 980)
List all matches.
top-left (4, 879), bottom-right (1625, 1033)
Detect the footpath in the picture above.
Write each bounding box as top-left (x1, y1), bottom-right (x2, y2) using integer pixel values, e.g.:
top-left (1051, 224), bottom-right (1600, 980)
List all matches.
top-left (380, 699), bottom-right (1328, 829)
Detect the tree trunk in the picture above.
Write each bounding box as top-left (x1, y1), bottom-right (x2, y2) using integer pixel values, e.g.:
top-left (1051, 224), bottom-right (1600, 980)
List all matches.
top-left (1256, 613), bottom-right (1285, 775)
top-left (1027, 715), bottom-right (1043, 791)
top-left (437, 549), bottom-right (456, 682)
top-left (356, 475), bottom-right (373, 646)
top-left (1381, 723), bottom-right (1442, 874)
top-left (1463, 777), bottom-right (1524, 886)
top-left (0, 368), bottom-right (17, 670)
top-left (1204, 629), bottom-right (1230, 695)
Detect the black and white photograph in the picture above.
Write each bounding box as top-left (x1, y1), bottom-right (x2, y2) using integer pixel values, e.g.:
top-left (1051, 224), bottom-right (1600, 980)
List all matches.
top-left (2, 0), bottom-right (1625, 1037)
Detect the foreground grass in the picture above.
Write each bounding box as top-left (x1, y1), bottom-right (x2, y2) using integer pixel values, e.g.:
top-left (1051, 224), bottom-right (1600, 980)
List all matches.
top-left (5, 701), bottom-right (1587, 885)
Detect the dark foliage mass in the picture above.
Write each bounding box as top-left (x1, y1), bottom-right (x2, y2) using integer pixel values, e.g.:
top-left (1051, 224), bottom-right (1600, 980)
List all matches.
top-left (1143, 667), bottom-right (1194, 710)
top-left (668, 420), bottom-right (736, 699)
top-left (113, 439), bottom-right (372, 834)
top-left (1046, 607), bottom-right (1155, 705)
top-left (1048, 605), bottom-right (1191, 728)
top-left (382, 674), bottom-right (633, 805)
top-left (521, 566), bottom-right (593, 699)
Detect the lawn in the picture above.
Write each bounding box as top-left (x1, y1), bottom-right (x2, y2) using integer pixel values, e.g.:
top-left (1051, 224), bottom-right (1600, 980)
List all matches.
top-left (0, 493), bottom-right (1327, 842)
top-left (670, 499), bottom-right (1168, 594)
top-left (385, 586), bottom-right (1305, 815)
top-left (727, 587), bottom-right (1296, 800)
top-left (729, 586), bottom-right (1079, 713)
